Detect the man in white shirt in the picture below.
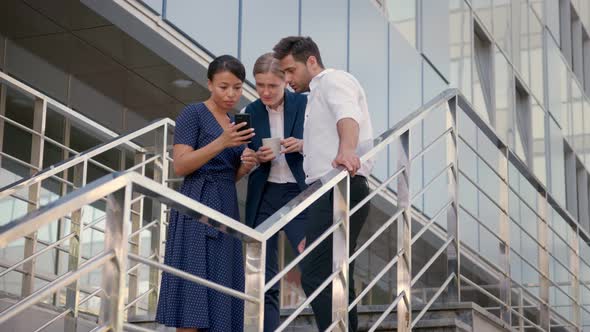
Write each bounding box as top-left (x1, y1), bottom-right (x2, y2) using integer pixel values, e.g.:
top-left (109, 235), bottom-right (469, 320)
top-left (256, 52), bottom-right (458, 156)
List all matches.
top-left (274, 36), bottom-right (373, 332)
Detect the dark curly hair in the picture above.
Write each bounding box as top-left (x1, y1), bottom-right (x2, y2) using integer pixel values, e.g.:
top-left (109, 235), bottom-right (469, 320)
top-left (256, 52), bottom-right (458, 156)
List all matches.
top-left (272, 36), bottom-right (324, 68)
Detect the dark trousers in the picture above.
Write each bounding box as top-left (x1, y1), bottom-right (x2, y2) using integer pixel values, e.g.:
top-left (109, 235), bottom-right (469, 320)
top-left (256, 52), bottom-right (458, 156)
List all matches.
top-left (300, 176), bottom-right (371, 332)
top-left (253, 182), bottom-right (307, 332)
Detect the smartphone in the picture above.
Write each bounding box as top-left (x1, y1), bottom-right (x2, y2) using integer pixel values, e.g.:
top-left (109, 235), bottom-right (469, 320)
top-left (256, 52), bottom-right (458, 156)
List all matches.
top-left (234, 113), bottom-right (251, 132)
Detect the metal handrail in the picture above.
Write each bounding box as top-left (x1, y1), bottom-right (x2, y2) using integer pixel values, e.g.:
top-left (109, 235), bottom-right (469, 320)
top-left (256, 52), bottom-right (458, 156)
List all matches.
top-left (0, 117), bottom-right (174, 196)
top-left (0, 87), bottom-right (588, 331)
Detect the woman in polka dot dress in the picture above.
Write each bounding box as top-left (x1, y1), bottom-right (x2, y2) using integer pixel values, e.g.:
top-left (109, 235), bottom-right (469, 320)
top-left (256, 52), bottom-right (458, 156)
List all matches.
top-left (156, 55), bottom-right (257, 332)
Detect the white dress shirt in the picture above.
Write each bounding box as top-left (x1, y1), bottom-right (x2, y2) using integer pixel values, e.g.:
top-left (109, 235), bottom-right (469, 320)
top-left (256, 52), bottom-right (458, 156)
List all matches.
top-left (303, 69), bottom-right (374, 184)
top-left (266, 103), bottom-right (297, 184)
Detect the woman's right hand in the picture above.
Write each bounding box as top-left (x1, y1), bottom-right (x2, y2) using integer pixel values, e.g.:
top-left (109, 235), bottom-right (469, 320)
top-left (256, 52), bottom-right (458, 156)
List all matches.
top-left (256, 146), bottom-right (276, 163)
top-left (220, 122), bottom-right (255, 148)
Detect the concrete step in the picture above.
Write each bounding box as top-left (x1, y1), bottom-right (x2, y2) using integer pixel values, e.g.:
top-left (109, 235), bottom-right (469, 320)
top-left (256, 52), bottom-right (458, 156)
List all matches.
top-left (129, 302), bottom-right (513, 332)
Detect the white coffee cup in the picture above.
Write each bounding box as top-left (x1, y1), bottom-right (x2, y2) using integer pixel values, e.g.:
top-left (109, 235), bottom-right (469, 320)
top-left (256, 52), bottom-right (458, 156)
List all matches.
top-left (262, 137), bottom-right (281, 158)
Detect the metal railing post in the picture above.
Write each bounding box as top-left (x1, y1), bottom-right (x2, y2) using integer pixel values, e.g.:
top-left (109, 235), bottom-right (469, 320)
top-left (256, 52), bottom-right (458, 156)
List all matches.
top-left (22, 97), bottom-right (46, 297)
top-left (537, 192), bottom-right (550, 330)
top-left (64, 160), bottom-right (87, 332)
top-left (332, 176), bottom-right (350, 330)
top-left (100, 184), bottom-right (131, 330)
top-left (571, 227), bottom-right (581, 330)
top-left (498, 146), bottom-right (511, 324)
top-left (397, 130), bottom-right (411, 332)
top-left (446, 96), bottom-right (460, 302)
top-left (148, 124), bottom-right (169, 316)
top-left (128, 152), bottom-right (146, 317)
top-left (244, 240), bottom-right (265, 331)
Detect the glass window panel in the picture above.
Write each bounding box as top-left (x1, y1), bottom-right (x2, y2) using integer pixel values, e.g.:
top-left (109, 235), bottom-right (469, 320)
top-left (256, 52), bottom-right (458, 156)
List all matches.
top-left (532, 101), bottom-right (547, 185)
top-left (546, 31), bottom-right (564, 125)
top-left (472, 0), bottom-right (493, 34)
top-left (301, 0), bottom-right (347, 70)
top-left (350, 0), bottom-right (388, 180)
top-left (529, 9), bottom-right (544, 105)
top-left (545, 0), bottom-right (561, 45)
top-left (473, 31), bottom-right (493, 124)
top-left (241, 0), bottom-right (298, 82)
top-left (517, 0), bottom-right (530, 86)
top-left (571, 79), bottom-right (584, 153)
top-left (494, 49), bottom-right (513, 144)
top-left (380, 0), bottom-right (417, 48)
top-left (493, 0), bottom-right (512, 56)
top-left (449, 0), bottom-right (472, 102)
top-left (164, 0), bottom-right (239, 56)
top-left (549, 116), bottom-right (566, 206)
top-left (421, 0), bottom-right (450, 79)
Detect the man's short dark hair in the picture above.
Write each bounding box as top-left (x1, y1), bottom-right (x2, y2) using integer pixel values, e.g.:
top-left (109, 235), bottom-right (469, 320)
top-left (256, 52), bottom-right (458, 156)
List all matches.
top-left (273, 36), bottom-right (324, 68)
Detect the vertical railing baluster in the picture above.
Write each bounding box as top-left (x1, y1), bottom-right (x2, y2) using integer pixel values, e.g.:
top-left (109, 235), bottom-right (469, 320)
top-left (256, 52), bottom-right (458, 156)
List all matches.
top-left (148, 124), bottom-right (169, 316)
top-left (446, 96), bottom-right (460, 302)
top-left (244, 240), bottom-right (265, 332)
top-left (65, 160), bottom-right (87, 332)
top-left (332, 176), bottom-right (350, 330)
top-left (498, 146), bottom-right (511, 324)
top-left (22, 97), bottom-right (46, 297)
top-left (571, 227), bottom-right (581, 330)
top-left (538, 192), bottom-right (550, 330)
top-left (101, 184), bottom-right (131, 330)
top-left (128, 152), bottom-right (146, 317)
top-left (397, 130), bottom-right (411, 332)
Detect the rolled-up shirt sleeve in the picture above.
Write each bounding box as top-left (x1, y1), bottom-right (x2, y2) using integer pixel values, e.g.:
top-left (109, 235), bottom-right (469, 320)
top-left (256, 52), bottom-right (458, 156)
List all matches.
top-left (323, 73), bottom-right (362, 124)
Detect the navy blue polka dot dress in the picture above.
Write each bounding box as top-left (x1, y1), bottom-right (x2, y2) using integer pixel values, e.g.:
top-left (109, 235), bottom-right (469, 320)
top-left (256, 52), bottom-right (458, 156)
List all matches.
top-left (156, 103), bottom-right (245, 331)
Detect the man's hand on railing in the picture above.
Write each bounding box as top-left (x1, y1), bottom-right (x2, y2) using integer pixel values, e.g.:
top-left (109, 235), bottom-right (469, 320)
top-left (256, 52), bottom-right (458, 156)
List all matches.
top-left (332, 149), bottom-right (361, 177)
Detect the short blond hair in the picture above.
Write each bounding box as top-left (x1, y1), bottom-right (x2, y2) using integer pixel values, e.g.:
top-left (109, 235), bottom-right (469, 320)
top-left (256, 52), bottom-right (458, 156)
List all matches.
top-left (253, 52), bottom-right (284, 79)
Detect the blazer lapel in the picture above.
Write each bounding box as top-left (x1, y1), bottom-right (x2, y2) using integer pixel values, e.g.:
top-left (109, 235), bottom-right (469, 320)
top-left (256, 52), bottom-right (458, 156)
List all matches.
top-left (283, 90), bottom-right (296, 138)
top-left (257, 102), bottom-right (272, 140)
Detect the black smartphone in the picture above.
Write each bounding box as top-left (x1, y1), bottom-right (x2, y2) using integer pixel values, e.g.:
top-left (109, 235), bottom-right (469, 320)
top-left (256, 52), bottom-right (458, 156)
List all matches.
top-left (234, 113), bottom-right (251, 132)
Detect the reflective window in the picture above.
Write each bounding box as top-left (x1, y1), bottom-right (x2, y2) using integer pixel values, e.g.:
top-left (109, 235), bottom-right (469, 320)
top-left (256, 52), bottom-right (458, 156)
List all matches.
top-left (241, 0), bottom-right (299, 82)
top-left (350, 0), bottom-right (388, 180)
top-left (301, 0), bottom-right (347, 70)
top-left (378, 0), bottom-right (416, 48)
top-left (529, 8), bottom-right (544, 105)
top-left (421, 0), bottom-right (450, 79)
top-left (449, 0), bottom-right (472, 102)
top-left (494, 49), bottom-right (512, 144)
top-left (164, 0), bottom-right (239, 56)
top-left (531, 100), bottom-right (547, 185)
top-left (546, 34), bottom-right (566, 126)
top-left (493, 0), bottom-right (512, 56)
top-left (472, 0), bottom-right (493, 34)
top-left (473, 28), bottom-right (493, 124)
top-left (517, 0), bottom-right (530, 87)
top-left (545, 0), bottom-right (561, 45)
top-left (549, 116), bottom-right (566, 206)
top-left (571, 79), bottom-right (584, 154)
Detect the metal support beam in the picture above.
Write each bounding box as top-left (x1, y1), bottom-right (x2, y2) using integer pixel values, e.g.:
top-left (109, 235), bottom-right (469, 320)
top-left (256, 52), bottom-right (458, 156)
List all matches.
top-left (21, 97), bottom-right (46, 296)
top-left (128, 152), bottom-right (146, 317)
top-left (397, 130), bottom-right (411, 332)
top-left (498, 146), bottom-right (511, 325)
top-left (100, 185), bottom-right (131, 330)
top-left (537, 192), bottom-right (550, 330)
top-left (65, 161), bottom-right (87, 332)
top-left (244, 240), bottom-right (265, 331)
top-left (445, 97), bottom-right (460, 303)
top-left (148, 124), bottom-right (169, 315)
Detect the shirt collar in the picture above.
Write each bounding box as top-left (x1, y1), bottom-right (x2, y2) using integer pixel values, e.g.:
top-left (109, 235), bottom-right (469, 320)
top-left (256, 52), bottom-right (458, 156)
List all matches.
top-left (265, 100), bottom-right (284, 113)
top-left (309, 68), bottom-right (334, 91)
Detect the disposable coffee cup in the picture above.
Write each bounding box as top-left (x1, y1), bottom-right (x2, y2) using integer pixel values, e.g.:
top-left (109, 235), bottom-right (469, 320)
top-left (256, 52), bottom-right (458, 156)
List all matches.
top-left (262, 137), bottom-right (281, 157)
